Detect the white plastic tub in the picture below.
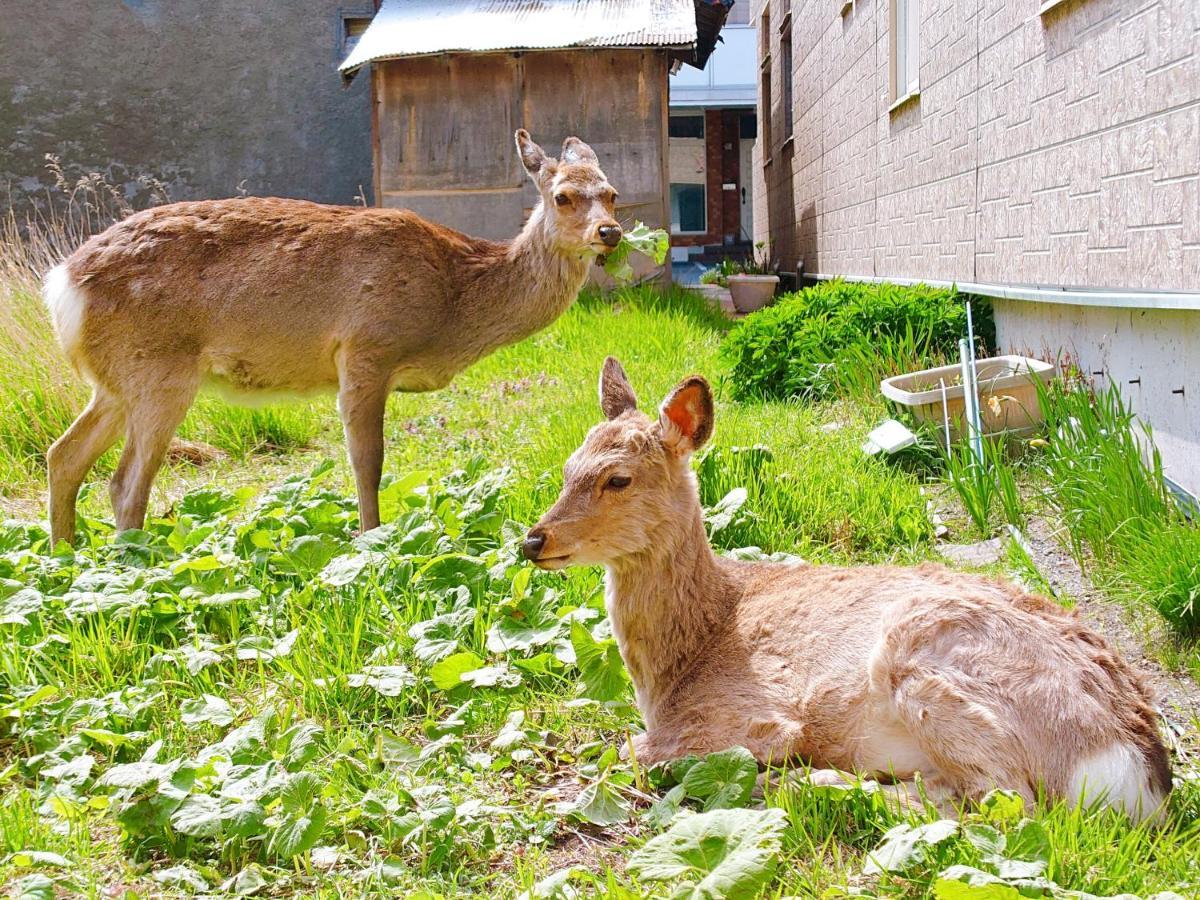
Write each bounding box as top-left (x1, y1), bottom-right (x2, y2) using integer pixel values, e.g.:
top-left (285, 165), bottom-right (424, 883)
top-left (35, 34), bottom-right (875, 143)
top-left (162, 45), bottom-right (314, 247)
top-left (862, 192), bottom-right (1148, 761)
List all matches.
top-left (880, 355), bottom-right (1056, 439)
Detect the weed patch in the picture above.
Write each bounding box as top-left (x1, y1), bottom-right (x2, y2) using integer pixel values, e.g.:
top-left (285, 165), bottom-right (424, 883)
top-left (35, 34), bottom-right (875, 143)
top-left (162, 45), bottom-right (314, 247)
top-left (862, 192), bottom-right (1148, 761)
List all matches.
top-left (1035, 380), bottom-right (1200, 635)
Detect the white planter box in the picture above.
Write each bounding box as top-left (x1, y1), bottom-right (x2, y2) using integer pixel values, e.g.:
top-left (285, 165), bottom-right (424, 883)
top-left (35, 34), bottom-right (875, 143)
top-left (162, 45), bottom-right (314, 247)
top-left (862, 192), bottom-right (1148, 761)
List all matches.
top-left (881, 355), bottom-right (1056, 438)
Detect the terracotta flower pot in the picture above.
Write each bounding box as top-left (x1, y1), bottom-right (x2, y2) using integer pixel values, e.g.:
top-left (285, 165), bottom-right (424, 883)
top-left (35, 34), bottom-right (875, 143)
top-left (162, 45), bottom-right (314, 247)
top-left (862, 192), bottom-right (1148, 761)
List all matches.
top-left (727, 274), bottom-right (779, 313)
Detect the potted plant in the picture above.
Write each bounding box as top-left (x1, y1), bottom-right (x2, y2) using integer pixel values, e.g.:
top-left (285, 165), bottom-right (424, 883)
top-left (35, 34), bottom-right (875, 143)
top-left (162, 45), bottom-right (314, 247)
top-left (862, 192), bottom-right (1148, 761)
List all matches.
top-left (726, 242), bottom-right (779, 313)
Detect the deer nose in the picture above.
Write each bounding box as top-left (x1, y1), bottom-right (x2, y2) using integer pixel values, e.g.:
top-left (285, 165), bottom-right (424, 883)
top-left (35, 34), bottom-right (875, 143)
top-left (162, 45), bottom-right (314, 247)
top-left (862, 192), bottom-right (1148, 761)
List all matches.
top-left (598, 225), bottom-right (622, 248)
top-left (522, 530), bottom-right (546, 561)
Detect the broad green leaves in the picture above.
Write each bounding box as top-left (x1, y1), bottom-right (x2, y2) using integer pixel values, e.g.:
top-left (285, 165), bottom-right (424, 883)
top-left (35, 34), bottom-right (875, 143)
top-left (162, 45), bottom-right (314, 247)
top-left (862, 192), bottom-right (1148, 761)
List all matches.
top-left (855, 790), bottom-right (1163, 900)
top-left (180, 694), bottom-right (235, 728)
top-left (487, 586), bottom-right (564, 654)
top-left (678, 747), bottom-right (759, 811)
top-left (266, 773), bottom-right (329, 859)
top-left (570, 621), bottom-right (629, 702)
top-left (4, 459), bottom-right (1186, 898)
top-left (864, 819), bottom-right (960, 875)
top-left (14, 874), bottom-right (55, 900)
top-left (567, 776), bottom-right (632, 827)
top-left (602, 221), bottom-right (670, 284)
top-left (429, 651), bottom-right (487, 691)
top-left (346, 665), bottom-right (417, 697)
top-left (628, 807), bottom-right (787, 900)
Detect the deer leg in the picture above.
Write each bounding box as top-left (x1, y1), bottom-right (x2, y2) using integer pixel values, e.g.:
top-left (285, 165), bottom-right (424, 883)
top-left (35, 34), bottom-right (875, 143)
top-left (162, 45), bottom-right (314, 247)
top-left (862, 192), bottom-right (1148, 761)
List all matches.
top-left (109, 370), bottom-right (198, 532)
top-left (337, 378), bottom-right (388, 532)
top-left (47, 388), bottom-right (125, 545)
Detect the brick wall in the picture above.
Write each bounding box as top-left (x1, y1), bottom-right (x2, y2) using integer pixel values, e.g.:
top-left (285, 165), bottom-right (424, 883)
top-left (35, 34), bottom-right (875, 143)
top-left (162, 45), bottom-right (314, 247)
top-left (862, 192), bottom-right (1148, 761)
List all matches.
top-left (752, 0), bottom-right (1199, 291)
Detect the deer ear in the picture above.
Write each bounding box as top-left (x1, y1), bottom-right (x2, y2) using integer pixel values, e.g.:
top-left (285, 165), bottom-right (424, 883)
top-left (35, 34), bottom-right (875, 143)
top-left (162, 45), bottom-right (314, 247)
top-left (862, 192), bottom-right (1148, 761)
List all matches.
top-left (561, 136), bottom-right (599, 165)
top-left (516, 130), bottom-right (555, 178)
top-left (599, 356), bottom-right (638, 420)
top-left (659, 376), bottom-right (714, 456)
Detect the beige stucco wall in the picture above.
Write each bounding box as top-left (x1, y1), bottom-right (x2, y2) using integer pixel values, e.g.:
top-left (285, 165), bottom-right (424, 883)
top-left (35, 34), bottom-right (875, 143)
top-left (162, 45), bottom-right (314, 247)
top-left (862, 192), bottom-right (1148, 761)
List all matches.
top-left (752, 0), bottom-right (1199, 291)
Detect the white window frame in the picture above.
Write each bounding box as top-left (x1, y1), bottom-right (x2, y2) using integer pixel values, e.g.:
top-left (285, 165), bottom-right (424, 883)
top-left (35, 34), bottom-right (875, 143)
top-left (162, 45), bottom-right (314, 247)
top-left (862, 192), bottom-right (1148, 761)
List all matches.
top-left (889, 0), bottom-right (920, 110)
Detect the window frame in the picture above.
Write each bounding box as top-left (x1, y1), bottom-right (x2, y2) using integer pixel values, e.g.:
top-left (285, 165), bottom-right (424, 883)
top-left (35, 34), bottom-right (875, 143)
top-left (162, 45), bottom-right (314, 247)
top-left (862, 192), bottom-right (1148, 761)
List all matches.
top-left (779, 13), bottom-right (794, 144)
top-left (759, 7), bottom-right (773, 165)
top-left (339, 9), bottom-right (375, 59)
top-left (667, 110), bottom-right (708, 236)
top-left (888, 0), bottom-right (921, 109)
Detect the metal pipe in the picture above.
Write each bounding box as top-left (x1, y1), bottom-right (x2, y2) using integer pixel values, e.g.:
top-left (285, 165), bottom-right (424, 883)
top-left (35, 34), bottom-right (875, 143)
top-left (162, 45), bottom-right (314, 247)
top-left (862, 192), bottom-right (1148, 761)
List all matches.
top-left (959, 338), bottom-right (982, 464)
top-left (965, 301), bottom-right (984, 461)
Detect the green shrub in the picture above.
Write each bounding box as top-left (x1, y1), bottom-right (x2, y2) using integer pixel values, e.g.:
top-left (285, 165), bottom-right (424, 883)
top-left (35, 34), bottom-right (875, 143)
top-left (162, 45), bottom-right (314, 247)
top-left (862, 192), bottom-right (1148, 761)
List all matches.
top-left (719, 279), bottom-right (991, 402)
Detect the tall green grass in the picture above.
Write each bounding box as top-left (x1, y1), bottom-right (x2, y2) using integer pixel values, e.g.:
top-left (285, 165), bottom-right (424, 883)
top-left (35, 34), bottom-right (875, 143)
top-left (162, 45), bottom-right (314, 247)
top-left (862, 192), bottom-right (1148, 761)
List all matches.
top-left (1036, 378), bottom-right (1200, 634)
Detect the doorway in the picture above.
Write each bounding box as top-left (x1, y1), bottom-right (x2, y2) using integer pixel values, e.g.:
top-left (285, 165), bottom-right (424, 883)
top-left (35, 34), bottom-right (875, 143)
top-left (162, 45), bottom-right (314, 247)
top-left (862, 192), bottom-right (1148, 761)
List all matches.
top-left (738, 112), bottom-right (757, 243)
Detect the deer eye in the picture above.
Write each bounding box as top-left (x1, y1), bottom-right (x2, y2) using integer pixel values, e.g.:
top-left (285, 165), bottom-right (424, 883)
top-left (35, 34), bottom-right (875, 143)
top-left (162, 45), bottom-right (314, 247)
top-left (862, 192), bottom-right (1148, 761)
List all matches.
top-left (554, 193), bottom-right (570, 206)
top-left (605, 475), bottom-right (632, 491)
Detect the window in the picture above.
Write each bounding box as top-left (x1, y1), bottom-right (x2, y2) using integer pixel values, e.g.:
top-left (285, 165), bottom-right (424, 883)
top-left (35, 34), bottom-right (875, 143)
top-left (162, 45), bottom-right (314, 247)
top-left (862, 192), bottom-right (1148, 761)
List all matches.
top-left (670, 185), bottom-right (707, 234)
top-left (668, 113), bottom-right (707, 234)
top-left (341, 13), bottom-right (373, 56)
top-left (739, 112), bottom-right (757, 140)
top-left (890, 0), bottom-right (920, 104)
top-left (780, 21), bottom-right (794, 141)
top-left (668, 115), bottom-right (705, 139)
top-left (759, 9), bottom-right (772, 161)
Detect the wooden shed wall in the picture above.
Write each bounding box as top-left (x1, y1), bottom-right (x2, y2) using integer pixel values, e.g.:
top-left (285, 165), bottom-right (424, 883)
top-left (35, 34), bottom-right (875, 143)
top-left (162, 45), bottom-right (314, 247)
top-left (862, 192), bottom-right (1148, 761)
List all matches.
top-left (374, 48), bottom-right (670, 242)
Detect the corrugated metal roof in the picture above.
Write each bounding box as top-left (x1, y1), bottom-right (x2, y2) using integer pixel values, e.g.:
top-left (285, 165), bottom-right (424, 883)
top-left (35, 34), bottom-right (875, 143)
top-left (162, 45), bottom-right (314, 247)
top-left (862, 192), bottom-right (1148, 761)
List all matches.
top-left (339, 0), bottom-right (698, 76)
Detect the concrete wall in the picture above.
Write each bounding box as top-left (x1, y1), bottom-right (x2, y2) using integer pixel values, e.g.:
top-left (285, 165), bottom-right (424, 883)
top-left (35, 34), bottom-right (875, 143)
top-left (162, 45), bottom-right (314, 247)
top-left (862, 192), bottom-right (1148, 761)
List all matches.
top-left (1, 1), bottom-right (373, 212)
top-left (375, 49), bottom-right (670, 242)
top-left (997, 300), bottom-right (1200, 494)
top-left (751, 0), bottom-right (1199, 290)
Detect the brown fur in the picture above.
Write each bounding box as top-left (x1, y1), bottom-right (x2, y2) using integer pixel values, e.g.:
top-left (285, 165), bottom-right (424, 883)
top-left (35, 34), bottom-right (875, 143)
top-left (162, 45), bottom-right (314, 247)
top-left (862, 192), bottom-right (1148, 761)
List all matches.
top-left (44, 131), bottom-right (621, 544)
top-left (525, 359), bottom-right (1172, 820)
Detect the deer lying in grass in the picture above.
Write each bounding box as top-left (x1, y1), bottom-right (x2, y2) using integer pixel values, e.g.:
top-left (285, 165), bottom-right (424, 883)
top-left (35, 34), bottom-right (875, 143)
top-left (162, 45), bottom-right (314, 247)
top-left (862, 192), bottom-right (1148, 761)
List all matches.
top-left (522, 358), bottom-right (1172, 822)
top-left (43, 131), bottom-right (621, 545)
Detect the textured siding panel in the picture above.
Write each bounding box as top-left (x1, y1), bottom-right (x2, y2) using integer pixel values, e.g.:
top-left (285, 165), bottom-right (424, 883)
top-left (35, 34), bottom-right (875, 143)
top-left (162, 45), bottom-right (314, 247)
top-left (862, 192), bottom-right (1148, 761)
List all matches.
top-left (754, 0), bottom-right (1200, 291)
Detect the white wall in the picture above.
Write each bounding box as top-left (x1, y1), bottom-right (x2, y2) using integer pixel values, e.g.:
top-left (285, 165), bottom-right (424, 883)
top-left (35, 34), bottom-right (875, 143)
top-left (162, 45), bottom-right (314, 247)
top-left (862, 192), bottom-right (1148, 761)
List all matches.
top-left (997, 299), bottom-right (1200, 496)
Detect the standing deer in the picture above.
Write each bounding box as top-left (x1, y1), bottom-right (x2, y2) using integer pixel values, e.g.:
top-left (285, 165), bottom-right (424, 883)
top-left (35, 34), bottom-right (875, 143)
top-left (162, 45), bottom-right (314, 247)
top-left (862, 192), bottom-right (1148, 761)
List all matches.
top-left (43, 131), bottom-right (621, 545)
top-left (522, 358), bottom-right (1172, 822)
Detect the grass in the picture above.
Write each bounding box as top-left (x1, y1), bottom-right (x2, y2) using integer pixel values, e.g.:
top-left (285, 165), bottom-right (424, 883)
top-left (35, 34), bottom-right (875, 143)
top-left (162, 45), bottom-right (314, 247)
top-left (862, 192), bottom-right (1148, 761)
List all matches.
top-left (1033, 379), bottom-right (1200, 636)
top-left (1, 222), bottom-right (1198, 897)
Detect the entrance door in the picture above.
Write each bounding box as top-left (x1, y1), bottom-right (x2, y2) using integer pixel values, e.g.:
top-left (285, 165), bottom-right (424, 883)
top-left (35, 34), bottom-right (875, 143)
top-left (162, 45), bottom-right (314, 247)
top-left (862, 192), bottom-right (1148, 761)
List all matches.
top-left (738, 137), bottom-right (755, 242)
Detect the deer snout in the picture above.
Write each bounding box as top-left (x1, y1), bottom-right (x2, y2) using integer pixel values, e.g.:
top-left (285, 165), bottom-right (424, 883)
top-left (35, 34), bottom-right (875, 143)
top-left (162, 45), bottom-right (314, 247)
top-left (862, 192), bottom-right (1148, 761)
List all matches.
top-left (522, 529), bottom-right (547, 561)
top-left (598, 224), bottom-right (623, 248)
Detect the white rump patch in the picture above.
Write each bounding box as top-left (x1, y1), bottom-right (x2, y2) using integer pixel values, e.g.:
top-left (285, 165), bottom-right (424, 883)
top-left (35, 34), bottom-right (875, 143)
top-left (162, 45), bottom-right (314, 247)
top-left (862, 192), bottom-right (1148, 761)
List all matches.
top-left (43, 264), bottom-right (90, 377)
top-left (1068, 743), bottom-right (1166, 823)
